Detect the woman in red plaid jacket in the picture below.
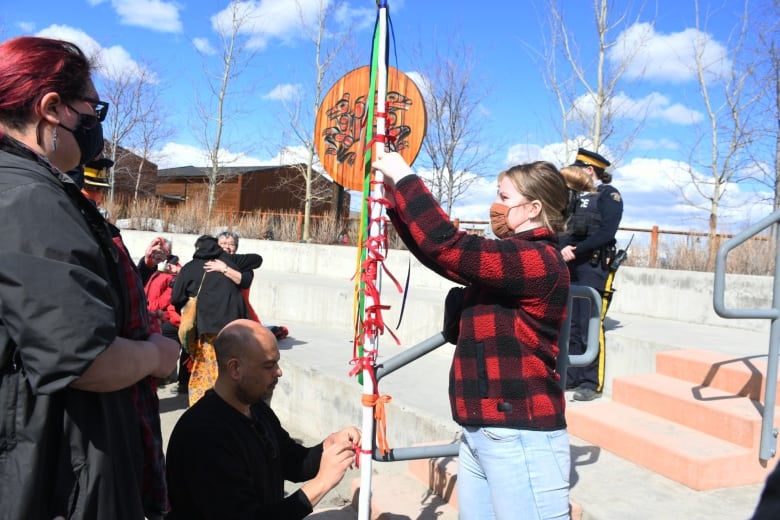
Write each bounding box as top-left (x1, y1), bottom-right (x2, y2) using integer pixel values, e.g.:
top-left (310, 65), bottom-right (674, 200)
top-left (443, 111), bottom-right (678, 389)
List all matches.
top-left (373, 151), bottom-right (572, 520)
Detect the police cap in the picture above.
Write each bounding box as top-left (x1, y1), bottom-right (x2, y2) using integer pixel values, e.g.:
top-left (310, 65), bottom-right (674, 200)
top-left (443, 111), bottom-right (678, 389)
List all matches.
top-left (572, 148), bottom-right (610, 170)
top-left (83, 157), bottom-right (114, 187)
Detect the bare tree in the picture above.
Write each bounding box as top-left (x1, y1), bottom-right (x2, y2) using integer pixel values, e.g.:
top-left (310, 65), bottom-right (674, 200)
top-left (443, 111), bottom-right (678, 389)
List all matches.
top-left (272, 0), bottom-right (354, 241)
top-left (774, 43), bottom-right (780, 218)
top-left (194, 0), bottom-right (259, 219)
top-left (99, 65), bottom-right (160, 203)
top-left (410, 37), bottom-right (494, 216)
top-left (674, 0), bottom-right (763, 270)
top-left (540, 0), bottom-right (650, 162)
top-left (130, 101), bottom-right (174, 202)
top-left (747, 0), bottom-right (780, 216)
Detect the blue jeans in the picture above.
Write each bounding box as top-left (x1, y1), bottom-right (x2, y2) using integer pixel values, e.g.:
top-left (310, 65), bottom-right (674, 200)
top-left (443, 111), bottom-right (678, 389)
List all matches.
top-left (457, 426), bottom-right (571, 520)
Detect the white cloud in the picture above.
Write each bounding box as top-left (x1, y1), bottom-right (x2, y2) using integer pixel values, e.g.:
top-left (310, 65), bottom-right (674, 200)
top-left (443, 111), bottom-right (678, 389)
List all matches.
top-left (110, 0), bottom-right (183, 33)
top-left (633, 138), bottom-right (679, 151)
top-left (16, 21), bottom-right (35, 33)
top-left (151, 142), bottom-right (311, 170)
top-left (610, 22), bottom-right (731, 84)
top-left (476, 144), bottom-right (771, 233)
top-left (267, 145), bottom-right (318, 166)
top-left (405, 71), bottom-right (430, 99)
top-left (505, 143), bottom-right (546, 165)
top-left (211, 0), bottom-right (308, 50)
top-left (506, 140), bottom-right (597, 168)
top-left (36, 25), bottom-right (155, 83)
top-left (612, 156), bottom-right (773, 232)
top-left (36, 25), bottom-right (103, 58)
top-left (210, 0), bottom-right (369, 50)
top-left (263, 83), bottom-right (303, 101)
top-left (151, 143), bottom-right (209, 169)
top-left (652, 100), bottom-right (703, 125)
top-left (192, 37), bottom-right (217, 55)
top-left (571, 91), bottom-right (702, 125)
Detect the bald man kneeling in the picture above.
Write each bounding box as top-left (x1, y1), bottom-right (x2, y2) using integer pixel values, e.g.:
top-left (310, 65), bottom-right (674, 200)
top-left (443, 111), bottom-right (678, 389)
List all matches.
top-left (166, 319), bottom-right (361, 519)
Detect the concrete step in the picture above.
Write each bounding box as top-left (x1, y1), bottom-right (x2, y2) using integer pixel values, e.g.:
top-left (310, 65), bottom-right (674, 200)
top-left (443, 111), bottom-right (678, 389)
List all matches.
top-left (656, 349), bottom-right (776, 401)
top-left (407, 454), bottom-right (459, 510)
top-left (350, 472), bottom-right (458, 519)
top-left (565, 400), bottom-right (772, 490)
top-left (612, 372), bottom-right (771, 448)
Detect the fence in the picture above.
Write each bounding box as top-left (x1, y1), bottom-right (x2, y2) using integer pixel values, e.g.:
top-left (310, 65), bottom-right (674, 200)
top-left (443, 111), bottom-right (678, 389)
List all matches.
top-left (453, 219), bottom-right (773, 270)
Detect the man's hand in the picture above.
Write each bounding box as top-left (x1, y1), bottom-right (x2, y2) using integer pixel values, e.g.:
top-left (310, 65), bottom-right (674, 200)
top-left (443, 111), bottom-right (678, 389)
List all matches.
top-left (324, 426), bottom-right (361, 449)
top-left (301, 429), bottom-right (360, 508)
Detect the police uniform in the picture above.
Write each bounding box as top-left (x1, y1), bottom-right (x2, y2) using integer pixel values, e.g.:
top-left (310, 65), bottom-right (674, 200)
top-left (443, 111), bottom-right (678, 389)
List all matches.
top-left (563, 149), bottom-right (623, 399)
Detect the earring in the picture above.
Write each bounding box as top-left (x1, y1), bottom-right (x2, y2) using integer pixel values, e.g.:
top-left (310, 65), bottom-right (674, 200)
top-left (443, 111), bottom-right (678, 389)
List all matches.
top-left (52, 127), bottom-right (58, 151)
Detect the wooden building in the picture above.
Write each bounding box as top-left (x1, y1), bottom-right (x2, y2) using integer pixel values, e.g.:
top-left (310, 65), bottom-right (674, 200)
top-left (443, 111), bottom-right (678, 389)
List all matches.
top-left (155, 164), bottom-right (350, 217)
top-left (97, 142), bottom-right (159, 200)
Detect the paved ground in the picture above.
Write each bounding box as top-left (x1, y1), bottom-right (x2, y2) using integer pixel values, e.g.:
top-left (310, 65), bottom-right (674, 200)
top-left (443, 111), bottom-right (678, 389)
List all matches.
top-left (157, 316), bottom-right (771, 519)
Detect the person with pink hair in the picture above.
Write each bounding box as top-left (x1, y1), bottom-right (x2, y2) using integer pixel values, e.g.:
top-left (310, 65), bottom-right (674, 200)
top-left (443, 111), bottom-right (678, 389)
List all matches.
top-left (0, 36), bottom-right (178, 519)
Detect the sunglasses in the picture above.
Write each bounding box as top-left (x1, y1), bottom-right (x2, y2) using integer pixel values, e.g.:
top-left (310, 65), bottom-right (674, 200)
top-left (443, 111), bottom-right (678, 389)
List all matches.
top-left (66, 97), bottom-right (109, 129)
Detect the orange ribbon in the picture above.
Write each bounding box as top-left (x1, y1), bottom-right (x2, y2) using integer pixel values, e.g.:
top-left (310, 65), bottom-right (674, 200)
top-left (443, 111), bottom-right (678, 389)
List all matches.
top-left (362, 393), bottom-right (393, 457)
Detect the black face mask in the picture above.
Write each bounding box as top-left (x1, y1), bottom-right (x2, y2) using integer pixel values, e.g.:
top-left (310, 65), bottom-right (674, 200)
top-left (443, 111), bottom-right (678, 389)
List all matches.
top-left (59, 115), bottom-right (104, 166)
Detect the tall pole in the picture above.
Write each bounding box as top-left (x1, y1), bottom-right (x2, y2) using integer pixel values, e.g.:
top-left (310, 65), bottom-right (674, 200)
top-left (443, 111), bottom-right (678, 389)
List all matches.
top-left (357, 4), bottom-right (388, 519)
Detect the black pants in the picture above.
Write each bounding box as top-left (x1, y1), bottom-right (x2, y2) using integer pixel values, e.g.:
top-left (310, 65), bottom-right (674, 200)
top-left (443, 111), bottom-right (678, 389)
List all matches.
top-left (566, 259), bottom-right (608, 392)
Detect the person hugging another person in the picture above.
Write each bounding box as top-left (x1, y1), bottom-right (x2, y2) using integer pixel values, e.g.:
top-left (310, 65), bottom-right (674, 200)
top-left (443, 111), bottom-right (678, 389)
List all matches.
top-left (217, 230), bottom-right (288, 340)
top-left (372, 150), bottom-right (572, 519)
top-left (217, 231), bottom-right (262, 323)
top-left (172, 234), bottom-right (263, 406)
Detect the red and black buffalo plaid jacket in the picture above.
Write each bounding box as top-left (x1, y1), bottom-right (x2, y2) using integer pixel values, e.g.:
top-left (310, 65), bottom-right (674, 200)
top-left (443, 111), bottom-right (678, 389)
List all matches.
top-left (388, 175), bottom-right (570, 430)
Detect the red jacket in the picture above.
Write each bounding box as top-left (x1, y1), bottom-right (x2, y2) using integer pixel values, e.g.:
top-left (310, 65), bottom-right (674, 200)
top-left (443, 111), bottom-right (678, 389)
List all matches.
top-left (145, 271), bottom-right (181, 327)
top-left (388, 175), bottom-right (570, 430)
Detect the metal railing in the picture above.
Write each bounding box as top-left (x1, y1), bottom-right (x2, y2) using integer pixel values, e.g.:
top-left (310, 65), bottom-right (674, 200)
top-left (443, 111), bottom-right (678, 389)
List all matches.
top-left (370, 284), bottom-right (602, 462)
top-left (713, 209), bottom-right (780, 461)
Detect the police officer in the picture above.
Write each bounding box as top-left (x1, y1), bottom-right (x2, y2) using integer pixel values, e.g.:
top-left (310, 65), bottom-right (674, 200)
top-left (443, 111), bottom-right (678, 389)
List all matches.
top-left (79, 157), bottom-right (113, 220)
top-left (560, 148), bottom-right (623, 401)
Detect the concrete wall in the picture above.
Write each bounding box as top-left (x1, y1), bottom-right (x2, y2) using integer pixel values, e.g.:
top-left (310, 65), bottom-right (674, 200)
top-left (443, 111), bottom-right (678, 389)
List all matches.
top-left (122, 229), bottom-right (772, 337)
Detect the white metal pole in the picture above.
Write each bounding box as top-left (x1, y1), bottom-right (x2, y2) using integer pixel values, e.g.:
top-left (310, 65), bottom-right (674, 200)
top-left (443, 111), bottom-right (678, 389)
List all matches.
top-left (357, 4), bottom-right (388, 520)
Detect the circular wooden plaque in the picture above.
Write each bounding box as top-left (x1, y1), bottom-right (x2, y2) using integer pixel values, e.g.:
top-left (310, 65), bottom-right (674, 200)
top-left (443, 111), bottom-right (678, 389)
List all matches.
top-left (314, 65), bottom-right (426, 191)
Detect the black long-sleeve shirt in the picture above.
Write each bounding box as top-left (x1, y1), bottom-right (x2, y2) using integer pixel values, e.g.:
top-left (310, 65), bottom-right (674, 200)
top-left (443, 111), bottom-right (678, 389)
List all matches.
top-left (166, 390), bottom-right (323, 519)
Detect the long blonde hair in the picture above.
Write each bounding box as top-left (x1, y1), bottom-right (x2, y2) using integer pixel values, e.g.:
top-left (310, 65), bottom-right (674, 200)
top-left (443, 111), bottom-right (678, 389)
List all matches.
top-left (498, 161), bottom-right (569, 233)
top-left (560, 165), bottom-right (596, 193)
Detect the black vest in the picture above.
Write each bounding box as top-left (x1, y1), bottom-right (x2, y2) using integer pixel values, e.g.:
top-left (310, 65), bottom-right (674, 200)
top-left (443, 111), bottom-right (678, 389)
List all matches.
top-left (567, 191), bottom-right (601, 238)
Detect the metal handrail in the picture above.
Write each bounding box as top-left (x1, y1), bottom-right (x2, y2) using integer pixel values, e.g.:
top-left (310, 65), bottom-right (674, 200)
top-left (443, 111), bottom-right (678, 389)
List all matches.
top-left (371, 284), bottom-right (602, 462)
top-left (556, 285), bottom-right (603, 390)
top-left (713, 209), bottom-right (780, 461)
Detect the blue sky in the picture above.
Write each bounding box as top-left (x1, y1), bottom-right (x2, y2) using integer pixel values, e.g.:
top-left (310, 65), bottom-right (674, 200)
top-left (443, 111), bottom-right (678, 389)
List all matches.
top-left (2, 0), bottom-right (776, 240)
